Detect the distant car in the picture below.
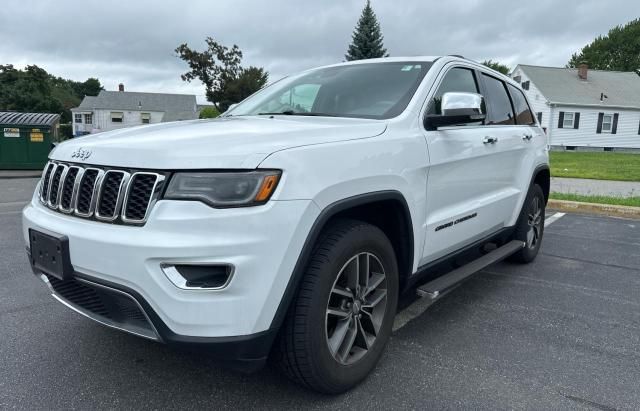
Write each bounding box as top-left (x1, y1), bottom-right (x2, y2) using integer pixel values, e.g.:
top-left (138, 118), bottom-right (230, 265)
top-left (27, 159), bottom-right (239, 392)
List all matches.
top-left (23, 56), bottom-right (549, 393)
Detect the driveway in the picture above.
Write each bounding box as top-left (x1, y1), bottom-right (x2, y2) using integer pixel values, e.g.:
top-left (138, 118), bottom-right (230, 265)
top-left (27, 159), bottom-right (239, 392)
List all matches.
top-left (1, 179), bottom-right (639, 409)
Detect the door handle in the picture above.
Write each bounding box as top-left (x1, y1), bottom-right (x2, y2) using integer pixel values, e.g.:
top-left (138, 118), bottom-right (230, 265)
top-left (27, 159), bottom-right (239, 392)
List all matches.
top-left (483, 136), bottom-right (498, 144)
top-left (522, 134), bottom-right (533, 141)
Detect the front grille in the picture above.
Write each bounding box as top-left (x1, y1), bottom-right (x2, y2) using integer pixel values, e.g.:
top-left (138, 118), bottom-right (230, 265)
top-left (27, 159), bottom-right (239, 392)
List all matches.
top-left (46, 275), bottom-right (157, 339)
top-left (40, 161), bottom-right (165, 225)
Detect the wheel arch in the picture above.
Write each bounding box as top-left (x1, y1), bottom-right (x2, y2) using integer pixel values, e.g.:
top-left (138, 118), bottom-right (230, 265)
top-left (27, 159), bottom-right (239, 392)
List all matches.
top-left (531, 164), bottom-right (550, 204)
top-left (268, 190), bottom-right (415, 332)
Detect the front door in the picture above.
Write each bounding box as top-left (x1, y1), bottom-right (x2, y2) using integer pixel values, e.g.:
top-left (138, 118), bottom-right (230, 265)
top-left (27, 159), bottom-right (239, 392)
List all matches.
top-left (420, 66), bottom-right (526, 264)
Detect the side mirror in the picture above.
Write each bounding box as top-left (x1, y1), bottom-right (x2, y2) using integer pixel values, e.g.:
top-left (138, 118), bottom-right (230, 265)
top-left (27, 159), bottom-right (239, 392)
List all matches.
top-left (424, 92), bottom-right (486, 130)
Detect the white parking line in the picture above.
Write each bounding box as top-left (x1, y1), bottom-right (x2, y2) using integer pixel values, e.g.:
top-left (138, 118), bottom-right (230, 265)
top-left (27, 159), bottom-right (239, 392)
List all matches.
top-left (394, 212), bottom-right (567, 332)
top-left (545, 212), bottom-right (566, 227)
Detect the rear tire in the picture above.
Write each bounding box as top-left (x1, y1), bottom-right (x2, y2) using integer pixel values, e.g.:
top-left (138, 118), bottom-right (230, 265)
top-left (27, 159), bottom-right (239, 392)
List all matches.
top-left (509, 184), bottom-right (545, 263)
top-left (274, 219), bottom-right (398, 394)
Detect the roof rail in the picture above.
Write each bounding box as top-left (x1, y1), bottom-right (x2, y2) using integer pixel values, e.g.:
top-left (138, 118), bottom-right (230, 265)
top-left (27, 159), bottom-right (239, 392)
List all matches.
top-left (448, 54), bottom-right (466, 59)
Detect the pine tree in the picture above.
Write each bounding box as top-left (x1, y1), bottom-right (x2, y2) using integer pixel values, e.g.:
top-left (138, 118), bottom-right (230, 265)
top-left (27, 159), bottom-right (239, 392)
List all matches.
top-left (345, 1), bottom-right (389, 61)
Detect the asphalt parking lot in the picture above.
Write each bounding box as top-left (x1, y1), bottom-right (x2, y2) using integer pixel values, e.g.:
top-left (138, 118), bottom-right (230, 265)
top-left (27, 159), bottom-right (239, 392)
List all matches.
top-left (1, 178), bottom-right (639, 410)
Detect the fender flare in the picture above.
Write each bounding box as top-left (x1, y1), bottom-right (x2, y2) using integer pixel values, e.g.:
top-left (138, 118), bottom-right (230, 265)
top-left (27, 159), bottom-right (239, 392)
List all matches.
top-left (268, 190), bottom-right (414, 331)
top-left (529, 163), bottom-right (551, 204)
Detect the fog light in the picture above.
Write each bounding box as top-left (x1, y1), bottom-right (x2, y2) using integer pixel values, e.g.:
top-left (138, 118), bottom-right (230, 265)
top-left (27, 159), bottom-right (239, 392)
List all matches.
top-left (161, 264), bottom-right (234, 290)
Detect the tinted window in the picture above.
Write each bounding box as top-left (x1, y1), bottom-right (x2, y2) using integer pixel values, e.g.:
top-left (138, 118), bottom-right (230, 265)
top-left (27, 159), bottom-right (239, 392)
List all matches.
top-left (482, 74), bottom-right (515, 125)
top-left (507, 84), bottom-right (535, 125)
top-left (428, 68), bottom-right (478, 114)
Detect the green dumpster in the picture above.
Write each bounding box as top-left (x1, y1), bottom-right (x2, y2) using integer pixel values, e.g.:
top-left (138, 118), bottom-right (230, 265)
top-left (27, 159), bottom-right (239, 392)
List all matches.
top-left (0, 112), bottom-right (60, 170)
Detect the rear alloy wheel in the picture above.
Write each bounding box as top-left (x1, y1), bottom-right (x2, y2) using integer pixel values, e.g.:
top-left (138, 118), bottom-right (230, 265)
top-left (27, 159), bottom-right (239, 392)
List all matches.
top-left (274, 219), bottom-right (398, 394)
top-left (509, 184), bottom-right (545, 263)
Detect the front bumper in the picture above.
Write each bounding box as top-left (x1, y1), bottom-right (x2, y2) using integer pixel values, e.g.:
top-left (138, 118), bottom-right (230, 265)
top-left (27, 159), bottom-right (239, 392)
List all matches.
top-left (23, 190), bottom-right (319, 345)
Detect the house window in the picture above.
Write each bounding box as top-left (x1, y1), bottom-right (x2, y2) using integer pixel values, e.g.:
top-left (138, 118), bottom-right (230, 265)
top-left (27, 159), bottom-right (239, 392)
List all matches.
top-left (84, 114), bottom-right (93, 125)
top-left (141, 113), bottom-right (151, 124)
top-left (111, 112), bottom-right (124, 123)
top-left (74, 114), bottom-right (82, 123)
top-left (521, 81), bottom-right (530, 90)
top-left (563, 112), bottom-right (575, 128)
top-left (537, 112), bottom-right (543, 123)
top-left (601, 114), bottom-right (613, 133)
top-left (558, 111), bottom-right (580, 129)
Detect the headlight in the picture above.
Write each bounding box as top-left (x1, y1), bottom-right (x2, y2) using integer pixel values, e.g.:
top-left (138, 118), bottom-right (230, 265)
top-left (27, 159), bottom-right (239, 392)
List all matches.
top-left (164, 170), bottom-right (281, 207)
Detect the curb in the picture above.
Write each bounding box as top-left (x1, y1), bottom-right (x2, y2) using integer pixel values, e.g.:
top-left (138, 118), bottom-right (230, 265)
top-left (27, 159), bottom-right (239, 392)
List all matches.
top-left (548, 199), bottom-right (640, 220)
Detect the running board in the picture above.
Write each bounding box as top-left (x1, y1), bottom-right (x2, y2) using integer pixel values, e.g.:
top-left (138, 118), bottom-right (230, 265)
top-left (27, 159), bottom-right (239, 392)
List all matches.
top-left (416, 240), bottom-right (525, 299)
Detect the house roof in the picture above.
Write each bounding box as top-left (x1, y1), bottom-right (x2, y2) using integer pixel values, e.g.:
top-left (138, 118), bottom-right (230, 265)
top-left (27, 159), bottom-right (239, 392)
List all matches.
top-left (72, 90), bottom-right (198, 121)
top-left (0, 112), bottom-right (60, 126)
top-left (516, 64), bottom-right (640, 109)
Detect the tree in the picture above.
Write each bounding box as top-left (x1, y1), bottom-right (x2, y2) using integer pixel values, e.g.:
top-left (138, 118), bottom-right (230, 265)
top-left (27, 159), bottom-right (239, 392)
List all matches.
top-left (345, 0), bottom-right (389, 61)
top-left (0, 65), bottom-right (64, 116)
top-left (176, 37), bottom-right (268, 112)
top-left (568, 18), bottom-right (640, 71)
top-left (0, 65), bottom-right (103, 123)
top-left (199, 106), bottom-right (220, 119)
top-left (481, 60), bottom-right (510, 75)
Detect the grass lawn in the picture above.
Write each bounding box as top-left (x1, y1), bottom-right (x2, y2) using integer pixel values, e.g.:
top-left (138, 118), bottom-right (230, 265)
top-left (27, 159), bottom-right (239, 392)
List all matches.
top-left (550, 193), bottom-right (640, 207)
top-left (550, 151), bottom-right (640, 182)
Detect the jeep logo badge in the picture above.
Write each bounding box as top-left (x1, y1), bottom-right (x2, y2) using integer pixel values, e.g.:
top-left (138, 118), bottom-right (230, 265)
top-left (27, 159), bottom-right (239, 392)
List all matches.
top-left (71, 147), bottom-right (92, 161)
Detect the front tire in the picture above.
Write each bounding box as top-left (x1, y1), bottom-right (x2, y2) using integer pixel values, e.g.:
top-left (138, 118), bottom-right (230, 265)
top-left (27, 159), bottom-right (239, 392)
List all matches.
top-left (274, 219), bottom-right (398, 393)
top-left (509, 184), bottom-right (545, 263)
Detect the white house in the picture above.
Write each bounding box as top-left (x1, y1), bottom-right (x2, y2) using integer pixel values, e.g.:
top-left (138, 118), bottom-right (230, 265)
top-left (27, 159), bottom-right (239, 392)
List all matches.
top-left (511, 64), bottom-right (640, 150)
top-left (71, 84), bottom-right (198, 136)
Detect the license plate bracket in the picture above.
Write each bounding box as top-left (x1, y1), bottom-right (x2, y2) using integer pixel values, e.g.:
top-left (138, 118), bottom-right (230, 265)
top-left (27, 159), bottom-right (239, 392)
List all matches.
top-left (29, 229), bottom-right (72, 281)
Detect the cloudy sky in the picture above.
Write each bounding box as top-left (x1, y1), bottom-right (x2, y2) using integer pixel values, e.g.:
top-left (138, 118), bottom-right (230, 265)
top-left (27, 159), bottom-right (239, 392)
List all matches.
top-left (1, 0), bottom-right (638, 103)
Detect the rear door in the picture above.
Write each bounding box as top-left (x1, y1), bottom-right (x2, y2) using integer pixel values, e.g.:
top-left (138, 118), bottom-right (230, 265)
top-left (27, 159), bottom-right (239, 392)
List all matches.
top-left (420, 66), bottom-right (524, 264)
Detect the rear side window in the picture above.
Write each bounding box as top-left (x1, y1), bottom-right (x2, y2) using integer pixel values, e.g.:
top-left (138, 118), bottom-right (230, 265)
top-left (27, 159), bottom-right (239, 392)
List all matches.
top-left (428, 67), bottom-right (478, 114)
top-left (507, 84), bottom-right (535, 125)
top-left (481, 74), bottom-right (515, 125)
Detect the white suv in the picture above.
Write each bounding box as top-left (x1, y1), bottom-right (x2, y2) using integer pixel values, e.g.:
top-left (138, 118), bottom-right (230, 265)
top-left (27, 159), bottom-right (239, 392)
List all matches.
top-left (23, 56), bottom-right (549, 393)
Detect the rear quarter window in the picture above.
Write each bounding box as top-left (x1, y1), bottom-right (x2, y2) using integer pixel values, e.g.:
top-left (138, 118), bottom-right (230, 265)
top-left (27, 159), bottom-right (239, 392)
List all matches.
top-left (507, 84), bottom-right (535, 125)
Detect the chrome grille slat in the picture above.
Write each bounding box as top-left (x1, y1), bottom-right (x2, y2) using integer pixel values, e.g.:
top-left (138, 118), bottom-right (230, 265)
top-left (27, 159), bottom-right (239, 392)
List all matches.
top-left (47, 164), bottom-right (67, 208)
top-left (59, 166), bottom-right (81, 213)
top-left (95, 170), bottom-right (130, 221)
top-left (122, 172), bottom-right (163, 223)
top-left (38, 161), bottom-right (163, 226)
top-left (74, 168), bottom-right (102, 217)
top-left (40, 162), bottom-right (55, 201)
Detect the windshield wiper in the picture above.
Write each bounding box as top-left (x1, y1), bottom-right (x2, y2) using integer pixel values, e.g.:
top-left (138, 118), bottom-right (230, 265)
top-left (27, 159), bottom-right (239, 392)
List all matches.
top-left (258, 111), bottom-right (338, 117)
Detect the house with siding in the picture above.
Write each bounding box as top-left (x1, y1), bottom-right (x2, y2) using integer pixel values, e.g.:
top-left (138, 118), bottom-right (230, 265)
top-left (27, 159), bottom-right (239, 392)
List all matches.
top-left (511, 64), bottom-right (640, 150)
top-left (70, 84), bottom-right (198, 136)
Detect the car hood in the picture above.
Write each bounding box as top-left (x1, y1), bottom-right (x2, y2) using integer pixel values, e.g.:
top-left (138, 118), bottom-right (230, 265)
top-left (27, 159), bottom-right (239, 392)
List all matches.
top-left (50, 116), bottom-right (387, 169)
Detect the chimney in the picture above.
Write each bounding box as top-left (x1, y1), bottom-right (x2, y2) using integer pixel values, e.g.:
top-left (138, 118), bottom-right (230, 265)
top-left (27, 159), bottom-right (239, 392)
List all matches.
top-left (578, 63), bottom-right (588, 80)
top-left (118, 83), bottom-right (125, 92)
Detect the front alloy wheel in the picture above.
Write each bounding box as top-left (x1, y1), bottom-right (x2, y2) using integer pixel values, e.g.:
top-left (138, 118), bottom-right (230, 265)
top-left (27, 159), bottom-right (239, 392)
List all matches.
top-left (326, 252), bottom-right (387, 365)
top-left (274, 219), bottom-right (398, 394)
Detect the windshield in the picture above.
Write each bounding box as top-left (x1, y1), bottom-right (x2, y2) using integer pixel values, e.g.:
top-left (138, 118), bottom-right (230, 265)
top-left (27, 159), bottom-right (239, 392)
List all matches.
top-left (226, 61), bottom-right (433, 120)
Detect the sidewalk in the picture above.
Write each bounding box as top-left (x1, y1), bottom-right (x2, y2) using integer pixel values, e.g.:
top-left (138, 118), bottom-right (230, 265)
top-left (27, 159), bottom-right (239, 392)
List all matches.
top-left (0, 170), bottom-right (42, 179)
top-left (551, 177), bottom-right (640, 197)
